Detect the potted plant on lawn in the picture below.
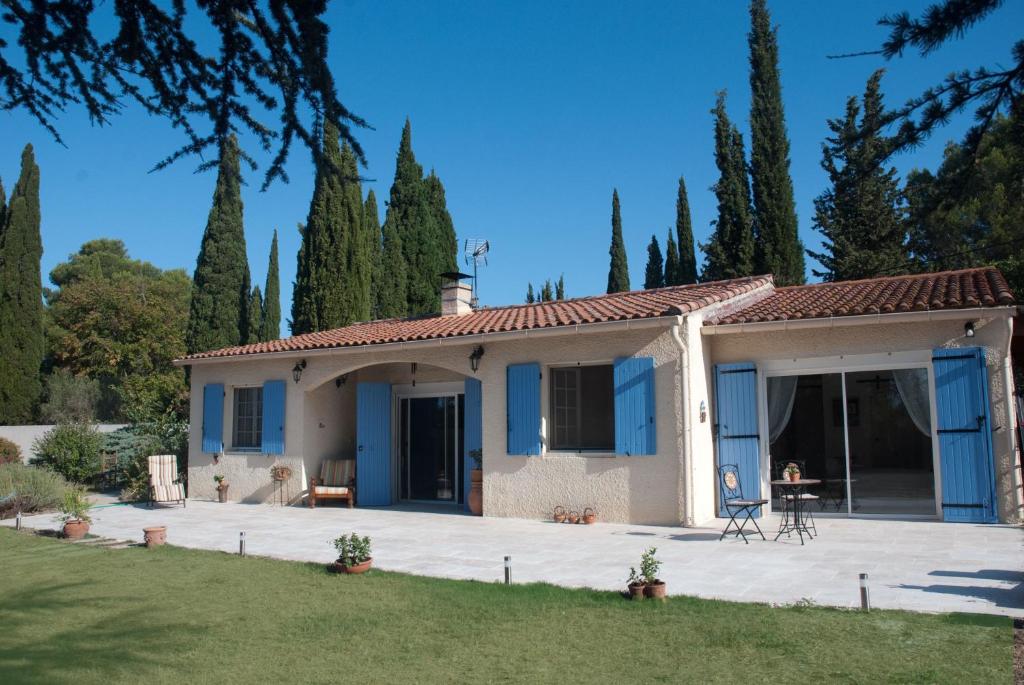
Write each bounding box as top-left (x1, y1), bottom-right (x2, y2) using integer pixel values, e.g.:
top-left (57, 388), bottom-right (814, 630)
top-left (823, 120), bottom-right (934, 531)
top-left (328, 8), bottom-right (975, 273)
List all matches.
top-left (329, 533), bottom-right (373, 574)
top-left (627, 567), bottom-right (646, 600)
top-left (640, 547), bottom-right (666, 600)
top-left (784, 462), bottom-right (801, 482)
top-left (468, 448), bottom-right (483, 516)
top-left (58, 487), bottom-right (93, 540)
top-left (214, 474), bottom-right (229, 503)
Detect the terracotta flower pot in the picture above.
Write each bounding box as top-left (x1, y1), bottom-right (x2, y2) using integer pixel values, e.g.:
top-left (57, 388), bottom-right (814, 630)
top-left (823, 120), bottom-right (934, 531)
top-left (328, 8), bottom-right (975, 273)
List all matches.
top-left (788, 471), bottom-right (801, 482)
top-left (567, 511), bottom-right (580, 524)
top-left (468, 469), bottom-right (483, 516)
top-left (553, 505), bottom-right (567, 523)
top-left (330, 558), bottom-right (373, 574)
top-left (644, 580), bottom-right (667, 600)
top-left (217, 485), bottom-right (229, 503)
top-left (582, 507), bottom-right (597, 525)
top-left (62, 519), bottom-right (89, 540)
top-left (143, 526), bottom-right (167, 548)
top-left (628, 582), bottom-right (646, 601)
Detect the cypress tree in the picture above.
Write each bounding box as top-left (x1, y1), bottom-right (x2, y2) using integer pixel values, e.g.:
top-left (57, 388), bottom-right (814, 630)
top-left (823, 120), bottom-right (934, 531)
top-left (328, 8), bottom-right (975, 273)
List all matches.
top-left (364, 190), bottom-right (383, 319)
top-left (555, 274), bottom-right (565, 300)
top-left (186, 136), bottom-right (251, 352)
top-left (748, 0), bottom-right (805, 284)
top-left (0, 144), bottom-right (44, 423)
top-left (540, 280), bottom-right (554, 302)
top-left (664, 229), bottom-right (680, 287)
top-left (0, 178), bottom-right (6, 228)
top-left (808, 71), bottom-right (907, 281)
top-left (526, 283), bottom-right (535, 304)
top-left (260, 230), bottom-right (280, 341)
top-left (342, 142), bottom-right (372, 323)
top-left (377, 218), bottom-right (408, 319)
top-left (644, 235), bottom-right (665, 289)
top-left (246, 286), bottom-right (264, 344)
top-left (675, 177), bottom-right (698, 284)
top-left (701, 92), bottom-right (755, 281)
top-left (425, 170), bottom-right (458, 280)
top-left (606, 189), bottom-right (630, 293)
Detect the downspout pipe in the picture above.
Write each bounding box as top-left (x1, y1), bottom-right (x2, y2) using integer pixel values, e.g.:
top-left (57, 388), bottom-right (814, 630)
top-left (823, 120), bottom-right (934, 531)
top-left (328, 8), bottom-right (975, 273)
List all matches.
top-left (671, 318), bottom-right (695, 527)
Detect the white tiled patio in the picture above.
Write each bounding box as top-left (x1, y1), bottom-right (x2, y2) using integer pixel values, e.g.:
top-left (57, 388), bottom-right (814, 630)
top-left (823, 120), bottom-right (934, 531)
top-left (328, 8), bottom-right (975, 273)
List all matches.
top-left (6, 500), bottom-right (1022, 617)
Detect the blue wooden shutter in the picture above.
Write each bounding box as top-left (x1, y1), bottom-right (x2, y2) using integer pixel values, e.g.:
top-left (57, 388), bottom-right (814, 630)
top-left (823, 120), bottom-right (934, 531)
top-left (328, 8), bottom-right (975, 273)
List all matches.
top-left (507, 363), bottom-right (541, 455)
top-left (614, 357), bottom-right (656, 455)
top-left (260, 380), bottom-right (286, 454)
top-left (463, 377), bottom-right (483, 510)
top-left (202, 383), bottom-right (224, 453)
top-left (356, 383), bottom-right (393, 505)
top-left (714, 363), bottom-right (761, 517)
top-left (932, 347), bottom-right (997, 523)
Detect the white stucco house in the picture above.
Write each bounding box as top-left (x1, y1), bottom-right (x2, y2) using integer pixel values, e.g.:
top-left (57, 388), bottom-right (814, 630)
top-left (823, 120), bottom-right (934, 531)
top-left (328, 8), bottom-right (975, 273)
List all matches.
top-left (175, 267), bottom-right (1021, 526)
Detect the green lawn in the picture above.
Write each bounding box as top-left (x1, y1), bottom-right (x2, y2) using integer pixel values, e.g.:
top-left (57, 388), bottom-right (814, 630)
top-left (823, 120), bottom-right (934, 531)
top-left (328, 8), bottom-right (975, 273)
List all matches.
top-left (0, 528), bottom-right (1011, 684)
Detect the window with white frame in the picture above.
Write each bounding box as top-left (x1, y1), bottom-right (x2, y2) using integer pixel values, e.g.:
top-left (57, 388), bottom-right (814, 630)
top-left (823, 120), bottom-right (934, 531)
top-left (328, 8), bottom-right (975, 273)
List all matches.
top-left (549, 365), bottom-right (614, 451)
top-left (232, 386), bottom-right (263, 449)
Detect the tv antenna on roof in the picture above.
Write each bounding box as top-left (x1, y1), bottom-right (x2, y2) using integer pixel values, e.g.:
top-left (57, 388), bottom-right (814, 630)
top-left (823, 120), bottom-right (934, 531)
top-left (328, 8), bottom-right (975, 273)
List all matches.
top-left (463, 238), bottom-right (490, 308)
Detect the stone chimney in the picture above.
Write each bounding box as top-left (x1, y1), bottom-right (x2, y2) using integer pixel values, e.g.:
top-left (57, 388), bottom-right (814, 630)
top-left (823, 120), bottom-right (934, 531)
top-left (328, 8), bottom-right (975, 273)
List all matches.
top-left (440, 272), bottom-right (474, 316)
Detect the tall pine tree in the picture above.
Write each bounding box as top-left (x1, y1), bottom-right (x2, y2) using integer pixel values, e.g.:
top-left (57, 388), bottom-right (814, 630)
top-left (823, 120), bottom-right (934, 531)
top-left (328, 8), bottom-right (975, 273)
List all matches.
top-left (0, 144), bottom-right (44, 423)
top-left (702, 93), bottom-right (755, 281)
top-left (748, 0), bottom-right (804, 284)
top-left (377, 208), bottom-right (408, 319)
top-left (664, 229), bottom-right (680, 287)
top-left (0, 178), bottom-right (6, 228)
top-left (555, 274), bottom-right (565, 300)
top-left (675, 176), bottom-right (698, 284)
top-left (246, 286), bottom-right (264, 344)
top-left (525, 283), bottom-right (535, 304)
top-left (540, 280), bottom-right (554, 302)
top-left (606, 189), bottom-right (630, 293)
top-left (260, 230), bottom-right (281, 340)
top-left (644, 235), bottom-right (665, 289)
top-left (808, 71), bottom-right (907, 281)
top-left (186, 136), bottom-right (251, 353)
top-left (425, 170), bottom-right (458, 284)
top-left (364, 190), bottom-right (383, 319)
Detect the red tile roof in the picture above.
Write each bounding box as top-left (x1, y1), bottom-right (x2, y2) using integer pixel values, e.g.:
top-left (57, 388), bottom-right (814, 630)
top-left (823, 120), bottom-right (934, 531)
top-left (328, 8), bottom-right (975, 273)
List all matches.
top-left (707, 267), bottom-right (1015, 325)
top-left (181, 276), bottom-right (772, 360)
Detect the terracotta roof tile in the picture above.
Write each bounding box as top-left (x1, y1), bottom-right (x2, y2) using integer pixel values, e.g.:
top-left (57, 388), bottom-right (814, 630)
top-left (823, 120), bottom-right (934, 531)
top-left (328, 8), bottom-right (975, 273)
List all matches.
top-left (707, 267), bottom-right (1014, 325)
top-left (182, 276), bottom-right (772, 361)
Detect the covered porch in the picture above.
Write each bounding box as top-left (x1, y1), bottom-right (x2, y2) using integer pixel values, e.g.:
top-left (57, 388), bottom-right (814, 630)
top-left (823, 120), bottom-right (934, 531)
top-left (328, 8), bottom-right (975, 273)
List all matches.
top-left (8, 500), bottom-right (1022, 617)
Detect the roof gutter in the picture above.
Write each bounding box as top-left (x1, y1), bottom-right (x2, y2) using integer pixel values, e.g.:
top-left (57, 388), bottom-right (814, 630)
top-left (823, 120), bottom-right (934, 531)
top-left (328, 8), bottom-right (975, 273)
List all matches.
top-left (701, 306), bottom-right (1017, 335)
top-left (175, 314), bottom-right (678, 367)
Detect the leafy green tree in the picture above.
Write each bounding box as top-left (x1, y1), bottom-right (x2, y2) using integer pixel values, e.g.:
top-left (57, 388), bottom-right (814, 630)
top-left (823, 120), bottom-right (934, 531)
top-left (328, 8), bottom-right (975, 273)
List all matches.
top-left (40, 369), bottom-right (100, 424)
top-left (664, 229), bottom-right (681, 287)
top-left (540, 280), bottom-right (554, 302)
top-left (748, 0), bottom-right (804, 285)
top-left (556, 275), bottom-right (565, 300)
top-left (0, 144), bottom-right (44, 423)
top-left (526, 283), bottom-right (536, 304)
top-left (185, 136), bottom-right (250, 353)
top-left (246, 286), bottom-right (264, 344)
top-left (260, 230), bottom-right (281, 341)
top-left (904, 100), bottom-right (1024, 295)
top-left (364, 190), bottom-right (384, 319)
top-left (809, 71), bottom-right (908, 281)
top-left (606, 189), bottom-right (630, 293)
top-left (702, 93), bottom-right (756, 281)
top-left (674, 177), bottom-right (698, 285)
top-left (644, 235), bottom-right (665, 289)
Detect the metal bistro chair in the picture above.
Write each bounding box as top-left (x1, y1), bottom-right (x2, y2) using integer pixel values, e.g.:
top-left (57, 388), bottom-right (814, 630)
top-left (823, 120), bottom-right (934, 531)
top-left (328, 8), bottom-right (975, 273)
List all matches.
top-left (773, 460), bottom-right (818, 537)
top-left (717, 464), bottom-right (768, 544)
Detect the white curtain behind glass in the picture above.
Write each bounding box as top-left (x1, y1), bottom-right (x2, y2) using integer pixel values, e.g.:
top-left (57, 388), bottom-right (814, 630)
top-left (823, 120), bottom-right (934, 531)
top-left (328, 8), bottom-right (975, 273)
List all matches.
top-left (893, 368), bottom-right (932, 437)
top-left (767, 376), bottom-right (799, 443)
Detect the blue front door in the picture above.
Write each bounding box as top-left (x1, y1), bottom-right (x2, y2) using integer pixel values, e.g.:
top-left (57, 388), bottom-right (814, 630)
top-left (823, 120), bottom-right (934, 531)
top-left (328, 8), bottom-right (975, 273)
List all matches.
top-left (357, 383), bottom-right (393, 506)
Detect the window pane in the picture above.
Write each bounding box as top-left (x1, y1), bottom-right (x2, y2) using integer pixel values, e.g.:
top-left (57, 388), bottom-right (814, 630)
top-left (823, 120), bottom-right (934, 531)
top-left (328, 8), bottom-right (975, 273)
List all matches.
top-left (233, 387), bottom-right (264, 449)
top-left (549, 365), bottom-right (613, 451)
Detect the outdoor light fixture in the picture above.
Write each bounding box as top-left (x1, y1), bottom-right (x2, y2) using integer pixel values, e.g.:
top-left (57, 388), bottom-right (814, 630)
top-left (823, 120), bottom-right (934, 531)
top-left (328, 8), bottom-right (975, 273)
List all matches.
top-left (292, 359), bottom-right (307, 383)
top-left (335, 373), bottom-right (349, 388)
top-left (411, 362), bottom-right (418, 387)
top-left (469, 345), bottom-right (485, 373)
top-left (964, 321), bottom-right (976, 338)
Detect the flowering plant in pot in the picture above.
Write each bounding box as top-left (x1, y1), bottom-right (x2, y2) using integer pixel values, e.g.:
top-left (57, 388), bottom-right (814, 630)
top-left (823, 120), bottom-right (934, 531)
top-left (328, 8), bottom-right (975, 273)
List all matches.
top-left (467, 448), bottom-right (483, 516)
top-left (640, 547), bottom-right (666, 599)
top-left (330, 533), bottom-right (373, 574)
top-left (784, 463), bottom-right (801, 482)
top-left (627, 567), bottom-right (646, 600)
top-left (213, 474), bottom-right (229, 503)
top-left (58, 487), bottom-right (93, 540)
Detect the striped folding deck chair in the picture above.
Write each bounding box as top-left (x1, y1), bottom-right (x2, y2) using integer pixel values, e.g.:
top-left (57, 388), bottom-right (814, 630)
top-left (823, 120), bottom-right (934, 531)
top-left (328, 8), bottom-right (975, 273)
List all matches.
top-left (148, 454), bottom-right (185, 507)
top-left (308, 459), bottom-right (355, 508)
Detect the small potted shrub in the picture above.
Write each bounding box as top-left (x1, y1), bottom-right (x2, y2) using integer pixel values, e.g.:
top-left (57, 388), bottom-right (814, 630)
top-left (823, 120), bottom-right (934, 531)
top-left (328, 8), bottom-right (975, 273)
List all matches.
top-left (58, 487), bottom-right (93, 539)
top-left (640, 547), bottom-right (666, 599)
top-left (329, 533), bottom-right (373, 574)
top-left (784, 462), bottom-right (801, 482)
top-left (468, 448), bottom-right (483, 516)
top-left (214, 474), bottom-right (229, 503)
top-left (627, 567), bottom-right (646, 600)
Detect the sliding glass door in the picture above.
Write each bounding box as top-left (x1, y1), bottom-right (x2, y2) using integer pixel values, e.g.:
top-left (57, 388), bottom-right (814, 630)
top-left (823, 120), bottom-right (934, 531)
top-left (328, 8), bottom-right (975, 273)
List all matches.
top-left (399, 395), bottom-right (464, 504)
top-left (766, 367), bottom-right (936, 517)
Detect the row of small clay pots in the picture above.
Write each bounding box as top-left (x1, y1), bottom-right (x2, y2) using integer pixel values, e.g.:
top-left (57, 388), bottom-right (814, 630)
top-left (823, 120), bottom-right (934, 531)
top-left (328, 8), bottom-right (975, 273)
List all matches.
top-left (552, 506), bottom-right (597, 524)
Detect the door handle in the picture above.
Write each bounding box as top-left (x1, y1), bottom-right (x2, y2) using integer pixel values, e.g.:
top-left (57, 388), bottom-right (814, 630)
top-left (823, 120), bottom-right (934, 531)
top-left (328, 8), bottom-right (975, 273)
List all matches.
top-left (358, 445), bottom-right (364, 452)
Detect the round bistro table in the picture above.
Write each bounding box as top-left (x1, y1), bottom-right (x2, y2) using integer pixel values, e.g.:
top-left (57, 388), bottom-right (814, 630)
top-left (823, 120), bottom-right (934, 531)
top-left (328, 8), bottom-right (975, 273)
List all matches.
top-left (770, 479), bottom-right (822, 545)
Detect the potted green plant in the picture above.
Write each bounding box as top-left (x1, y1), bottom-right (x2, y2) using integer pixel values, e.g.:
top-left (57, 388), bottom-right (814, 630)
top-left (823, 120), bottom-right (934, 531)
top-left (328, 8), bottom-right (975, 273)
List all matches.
top-left (627, 566), bottom-right (646, 600)
top-left (468, 448), bottom-right (483, 516)
top-left (329, 533), bottom-right (373, 574)
top-left (214, 474), bottom-right (229, 503)
top-left (58, 487), bottom-right (93, 540)
top-left (784, 463), bottom-right (801, 482)
top-left (640, 547), bottom-right (666, 599)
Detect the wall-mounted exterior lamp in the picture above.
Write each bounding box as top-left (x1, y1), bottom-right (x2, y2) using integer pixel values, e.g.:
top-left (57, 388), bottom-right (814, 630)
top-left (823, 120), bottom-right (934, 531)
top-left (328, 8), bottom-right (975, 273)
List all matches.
top-left (469, 345), bottom-right (485, 373)
top-left (964, 321), bottom-right (975, 338)
top-left (292, 359), bottom-right (307, 383)
top-left (335, 373), bottom-right (349, 388)
top-left (411, 362), bottom-right (418, 387)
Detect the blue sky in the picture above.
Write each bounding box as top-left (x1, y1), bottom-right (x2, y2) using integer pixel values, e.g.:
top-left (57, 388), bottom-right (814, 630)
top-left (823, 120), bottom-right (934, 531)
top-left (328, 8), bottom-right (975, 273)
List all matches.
top-left (2, 1), bottom-right (1021, 338)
